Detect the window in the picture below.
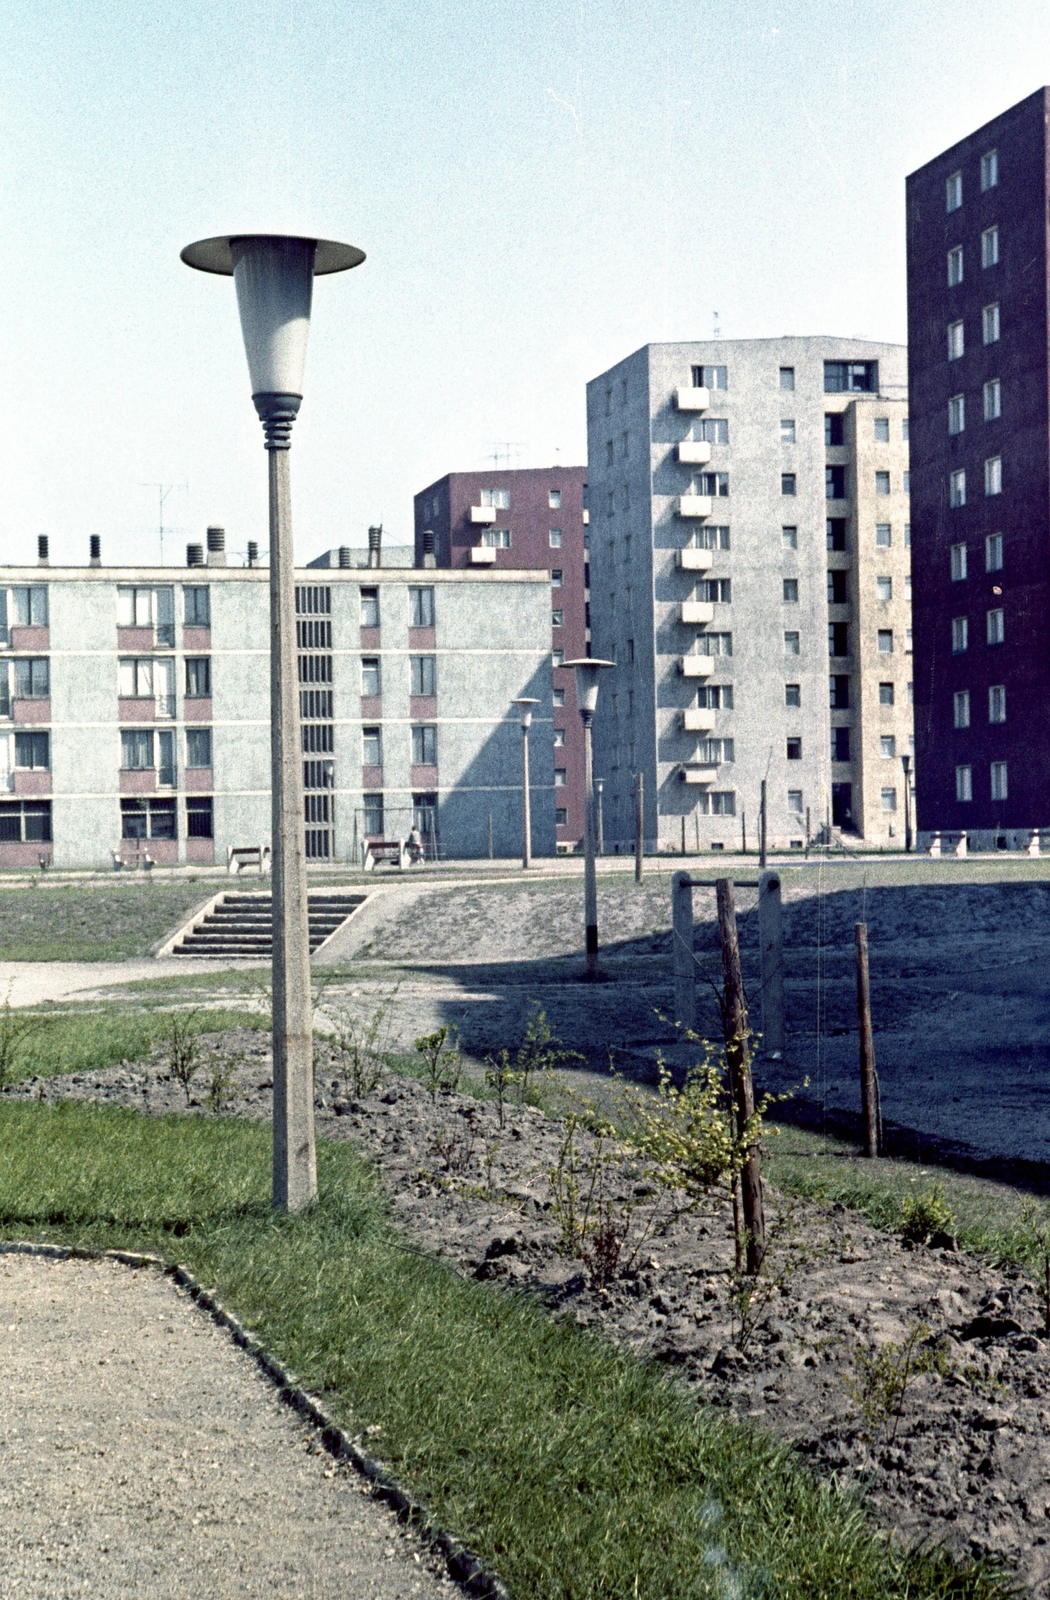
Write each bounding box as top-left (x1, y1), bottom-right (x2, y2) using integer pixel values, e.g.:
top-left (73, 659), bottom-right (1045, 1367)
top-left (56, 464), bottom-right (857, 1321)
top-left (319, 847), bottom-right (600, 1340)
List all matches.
top-left (787, 790), bottom-right (804, 815)
top-left (784, 631), bottom-right (801, 656)
top-left (481, 527), bottom-right (511, 548)
top-left (785, 683), bottom-right (801, 707)
top-left (829, 623), bottom-right (849, 656)
top-left (908, 681), bottom-right (914, 706)
top-left (698, 578), bottom-right (731, 603)
top-left (303, 759), bottom-right (335, 791)
top-left (693, 365), bottom-right (727, 389)
top-left (480, 487), bottom-right (510, 509)
top-left (875, 523), bottom-right (891, 547)
top-left (946, 170), bottom-right (962, 211)
top-left (554, 768), bottom-right (567, 787)
top-left (697, 791), bottom-right (736, 816)
top-left (8, 586), bottom-right (48, 632)
top-left (781, 473), bottom-right (797, 496)
top-left (409, 586), bottom-right (435, 627)
top-left (952, 616), bottom-right (969, 653)
top-left (296, 616), bottom-right (332, 649)
top-left (0, 800), bottom-right (51, 843)
top-left (14, 731), bottom-right (49, 770)
top-left (947, 246), bottom-right (964, 287)
top-left (552, 608), bottom-right (564, 627)
top-left (621, 430), bottom-right (629, 459)
top-left (555, 807), bottom-right (567, 827)
top-left (186, 796), bottom-right (213, 839)
top-left (121, 797), bottom-right (176, 841)
top-left (876, 575), bottom-right (892, 601)
top-left (824, 413), bottom-right (846, 447)
top-left (412, 725), bottom-right (437, 765)
top-left (830, 675), bottom-right (850, 709)
top-left (954, 690), bottom-right (970, 728)
top-left (699, 685), bottom-right (733, 709)
top-left (947, 320), bottom-right (964, 360)
top-left (876, 628), bottom-right (893, 654)
top-left (955, 764), bottom-right (972, 802)
top-left (903, 471), bottom-right (910, 493)
top-left (875, 470), bottom-right (891, 496)
top-left (880, 735), bottom-right (896, 759)
top-left (874, 416), bottom-right (890, 442)
top-left (881, 788), bottom-right (898, 812)
top-left (904, 523), bottom-right (912, 547)
top-left (951, 543), bottom-right (968, 581)
top-left (786, 737), bottom-right (802, 761)
top-left (362, 794), bottom-right (384, 836)
top-left (986, 532), bottom-right (1003, 572)
top-left (832, 726), bottom-right (851, 761)
top-left (981, 149), bottom-right (998, 191)
top-left (697, 418), bottom-right (729, 445)
top-left (949, 393), bottom-right (965, 434)
top-left (983, 303), bottom-right (1000, 344)
top-left (553, 727), bottom-right (565, 747)
top-left (985, 456), bottom-right (1002, 496)
top-left (552, 687), bottom-right (565, 707)
top-left (902, 418), bottom-right (910, 440)
top-left (301, 723), bottom-right (334, 755)
top-left (553, 649), bottom-right (564, 667)
top-left (698, 472), bottom-right (729, 497)
top-left (360, 587), bottom-right (380, 627)
top-left (879, 681), bottom-right (894, 706)
top-left (827, 518), bottom-right (847, 550)
top-left (697, 525), bottom-right (731, 550)
top-left (13, 659), bottom-right (49, 698)
top-left (982, 378), bottom-right (1001, 422)
top-left (781, 525), bottom-right (798, 549)
top-left (185, 657), bottom-right (211, 698)
top-left (779, 366), bottom-right (795, 390)
top-left (989, 685), bottom-right (1005, 723)
top-left (824, 361), bottom-right (877, 393)
top-left (361, 658), bottom-right (381, 697)
top-left (698, 737), bottom-right (734, 764)
top-left (987, 607), bottom-right (1004, 645)
top-left (780, 419), bottom-right (796, 443)
top-left (183, 726), bottom-right (212, 769)
top-left (990, 761), bottom-right (1008, 801)
top-left (950, 468), bottom-right (966, 508)
top-left (827, 570), bottom-right (848, 603)
top-left (783, 578), bottom-right (799, 603)
top-left (362, 727), bottom-right (382, 767)
top-left (549, 489), bottom-right (561, 509)
top-left (698, 632), bottom-right (732, 656)
top-left (905, 575), bottom-right (912, 597)
top-left (981, 226), bottom-right (999, 268)
top-left (120, 729), bottom-right (153, 770)
top-left (184, 586), bottom-right (210, 626)
top-left (411, 655), bottom-right (436, 696)
top-left (825, 464), bottom-right (848, 499)
top-left (549, 529), bottom-right (563, 548)
top-left (156, 729), bottom-right (176, 787)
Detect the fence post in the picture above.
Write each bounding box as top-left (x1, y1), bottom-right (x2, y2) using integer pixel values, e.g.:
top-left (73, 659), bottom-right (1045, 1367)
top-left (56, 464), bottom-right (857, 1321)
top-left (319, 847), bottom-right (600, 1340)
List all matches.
top-left (855, 921), bottom-right (880, 1157)
top-left (759, 779), bottom-right (767, 869)
top-left (672, 870), bottom-right (695, 1031)
top-left (758, 870), bottom-right (785, 1056)
top-left (634, 769), bottom-right (644, 883)
top-left (716, 878), bottom-right (765, 1272)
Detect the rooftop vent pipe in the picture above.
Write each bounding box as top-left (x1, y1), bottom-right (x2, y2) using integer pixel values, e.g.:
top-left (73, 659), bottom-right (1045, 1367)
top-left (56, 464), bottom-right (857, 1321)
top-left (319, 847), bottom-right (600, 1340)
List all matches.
top-left (187, 543), bottom-right (204, 568)
top-left (247, 540), bottom-right (259, 567)
top-left (367, 524), bottom-right (382, 568)
top-left (37, 536), bottom-right (49, 566)
top-left (338, 545), bottom-right (351, 568)
top-left (206, 526), bottom-right (227, 567)
top-left (421, 527), bottom-right (436, 570)
top-left (89, 536), bottom-right (101, 568)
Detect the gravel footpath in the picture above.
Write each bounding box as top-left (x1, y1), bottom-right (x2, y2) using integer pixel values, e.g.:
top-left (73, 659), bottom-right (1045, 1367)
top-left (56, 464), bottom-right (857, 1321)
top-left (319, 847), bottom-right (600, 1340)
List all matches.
top-left (0, 1252), bottom-right (457, 1599)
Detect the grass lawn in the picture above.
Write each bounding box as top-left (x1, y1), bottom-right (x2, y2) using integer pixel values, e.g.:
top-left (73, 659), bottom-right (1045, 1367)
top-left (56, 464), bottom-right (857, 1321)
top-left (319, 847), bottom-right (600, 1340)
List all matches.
top-left (0, 1004), bottom-right (268, 1084)
top-left (0, 1101), bottom-right (1016, 1600)
top-left (0, 882), bottom-right (214, 961)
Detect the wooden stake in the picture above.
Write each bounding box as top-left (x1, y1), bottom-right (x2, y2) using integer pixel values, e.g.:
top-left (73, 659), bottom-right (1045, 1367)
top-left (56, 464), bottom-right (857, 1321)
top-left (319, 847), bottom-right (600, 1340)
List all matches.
top-left (716, 878), bottom-right (765, 1272)
top-left (855, 921), bottom-right (880, 1157)
top-left (634, 769), bottom-right (644, 883)
top-left (759, 779), bottom-right (767, 869)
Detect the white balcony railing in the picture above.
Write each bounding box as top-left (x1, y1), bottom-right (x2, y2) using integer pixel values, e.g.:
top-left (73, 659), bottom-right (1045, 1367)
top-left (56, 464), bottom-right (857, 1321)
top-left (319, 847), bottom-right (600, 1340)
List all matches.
top-left (679, 601), bottom-right (714, 625)
top-left (469, 505), bottom-right (497, 524)
top-left (675, 547), bottom-right (713, 571)
top-left (676, 495), bottom-right (713, 519)
top-left (680, 764), bottom-right (719, 785)
top-left (469, 546), bottom-right (497, 564)
top-left (676, 439), bottom-right (712, 465)
top-left (679, 655), bottom-right (715, 677)
top-left (681, 707), bottom-right (716, 732)
top-left (675, 386), bottom-right (710, 412)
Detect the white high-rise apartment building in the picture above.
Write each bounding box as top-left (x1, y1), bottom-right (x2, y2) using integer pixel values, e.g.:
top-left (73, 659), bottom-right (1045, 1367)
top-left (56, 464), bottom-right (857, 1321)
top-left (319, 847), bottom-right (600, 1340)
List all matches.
top-left (586, 338), bottom-right (912, 851)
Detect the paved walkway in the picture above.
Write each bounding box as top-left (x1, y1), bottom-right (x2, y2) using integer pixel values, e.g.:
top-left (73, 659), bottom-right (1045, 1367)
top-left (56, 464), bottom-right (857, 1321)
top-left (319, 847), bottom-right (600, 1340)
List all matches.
top-left (0, 1253), bottom-right (456, 1599)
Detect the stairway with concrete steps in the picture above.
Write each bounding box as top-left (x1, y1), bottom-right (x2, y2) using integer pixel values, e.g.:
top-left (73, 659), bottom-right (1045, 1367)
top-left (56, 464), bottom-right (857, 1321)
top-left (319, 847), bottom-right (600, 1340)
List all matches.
top-left (172, 892), bottom-right (366, 958)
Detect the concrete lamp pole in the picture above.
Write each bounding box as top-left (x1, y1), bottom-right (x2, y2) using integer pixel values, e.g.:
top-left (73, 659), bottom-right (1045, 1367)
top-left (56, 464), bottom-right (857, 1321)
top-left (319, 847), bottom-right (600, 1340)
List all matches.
top-left (181, 232), bottom-right (364, 1213)
top-left (511, 698), bottom-right (539, 869)
top-left (901, 753), bottom-right (913, 853)
top-left (564, 658), bottom-right (614, 980)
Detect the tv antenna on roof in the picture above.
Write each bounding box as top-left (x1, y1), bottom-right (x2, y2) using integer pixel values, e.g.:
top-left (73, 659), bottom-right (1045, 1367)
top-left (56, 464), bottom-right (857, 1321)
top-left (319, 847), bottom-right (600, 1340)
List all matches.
top-left (713, 310), bottom-right (721, 339)
top-left (487, 442), bottom-right (526, 468)
top-left (141, 481), bottom-right (187, 566)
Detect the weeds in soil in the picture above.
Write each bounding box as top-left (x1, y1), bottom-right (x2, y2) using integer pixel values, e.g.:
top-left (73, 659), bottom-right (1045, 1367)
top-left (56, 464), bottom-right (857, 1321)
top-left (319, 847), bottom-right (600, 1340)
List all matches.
top-left (317, 987), bottom-right (399, 1100)
top-left (728, 1202), bottom-right (822, 1355)
top-left (847, 1323), bottom-right (952, 1447)
top-left (167, 1009), bottom-right (202, 1104)
top-left (900, 1183), bottom-right (956, 1245)
top-left (0, 993), bottom-right (51, 1088)
top-left (484, 1050), bottom-right (524, 1129)
top-left (205, 1049), bottom-right (240, 1114)
top-left (414, 1026), bottom-right (461, 1101)
top-left (1018, 1199), bottom-right (1050, 1336)
top-left (428, 1110), bottom-right (479, 1176)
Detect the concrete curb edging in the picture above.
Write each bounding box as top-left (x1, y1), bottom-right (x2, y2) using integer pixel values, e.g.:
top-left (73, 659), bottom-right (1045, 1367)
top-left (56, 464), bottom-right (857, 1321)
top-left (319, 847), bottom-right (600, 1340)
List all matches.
top-left (0, 1239), bottom-right (511, 1600)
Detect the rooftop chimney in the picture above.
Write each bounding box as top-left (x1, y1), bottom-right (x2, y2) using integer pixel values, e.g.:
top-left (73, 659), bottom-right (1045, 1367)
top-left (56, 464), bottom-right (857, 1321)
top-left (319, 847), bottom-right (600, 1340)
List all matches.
top-left (89, 536), bottom-right (101, 568)
top-left (338, 545), bottom-right (351, 569)
top-left (247, 540), bottom-right (259, 568)
top-left (422, 527), bottom-right (436, 570)
top-left (187, 543), bottom-right (204, 568)
top-left (367, 523), bottom-right (382, 569)
top-left (206, 526), bottom-right (227, 567)
top-left (37, 535), bottom-right (49, 567)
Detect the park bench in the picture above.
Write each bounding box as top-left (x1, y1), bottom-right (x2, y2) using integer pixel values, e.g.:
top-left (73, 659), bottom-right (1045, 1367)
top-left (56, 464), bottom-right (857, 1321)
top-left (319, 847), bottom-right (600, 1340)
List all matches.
top-left (227, 844), bottom-right (271, 875)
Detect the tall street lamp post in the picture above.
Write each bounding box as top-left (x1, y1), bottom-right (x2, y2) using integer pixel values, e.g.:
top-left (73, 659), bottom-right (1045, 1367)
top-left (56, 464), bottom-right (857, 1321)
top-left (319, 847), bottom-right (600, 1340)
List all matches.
top-left (564, 658), bottom-right (614, 980)
top-left (901, 753), bottom-right (913, 853)
top-left (181, 233), bottom-right (364, 1212)
top-left (511, 698), bottom-right (539, 869)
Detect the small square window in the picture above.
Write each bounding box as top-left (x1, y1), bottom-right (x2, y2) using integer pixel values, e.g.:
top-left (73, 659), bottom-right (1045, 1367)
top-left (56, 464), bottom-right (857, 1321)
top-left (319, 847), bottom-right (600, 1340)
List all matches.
top-left (552, 609), bottom-right (564, 628)
top-left (881, 787), bottom-right (898, 812)
top-left (360, 587), bottom-right (380, 627)
top-left (952, 616), bottom-right (968, 653)
top-left (781, 525), bottom-right (798, 549)
top-left (877, 629), bottom-right (893, 653)
top-left (875, 523), bottom-right (891, 548)
top-left (948, 320), bottom-right (965, 360)
top-left (874, 416), bottom-right (890, 442)
top-left (904, 523), bottom-right (912, 547)
top-left (551, 569), bottom-right (563, 587)
top-left (986, 533), bottom-right (1003, 572)
top-left (879, 682), bottom-right (894, 706)
top-left (902, 418), bottom-right (910, 440)
top-left (549, 529), bottom-right (563, 548)
top-left (554, 768), bottom-right (567, 787)
top-left (984, 379), bottom-right (1001, 421)
top-left (362, 727), bottom-right (382, 767)
top-left (781, 473), bottom-right (797, 496)
top-left (876, 576), bottom-right (892, 601)
top-left (950, 468), bottom-right (966, 508)
top-left (951, 543), bottom-right (968, 581)
top-left (956, 764), bottom-right (972, 802)
top-left (990, 760), bottom-right (1008, 801)
top-left (947, 246), bottom-right (964, 287)
top-left (989, 685), bottom-right (1006, 723)
top-left (954, 690), bottom-right (970, 728)
top-left (981, 226), bottom-right (999, 269)
top-left (784, 631), bottom-right (800, 656)
top-left (783, 578), bottom-right (799, 603)
top-left (880, 735), bottom-right (896, 758)
top-left (875, 470), bottom-right (891, 495)
top-left (786, 737), bottom-right (802, 760)
top-left (779, 366), bottom-right (795, 390)
top-left (987, 607), bottom-right (1004, 646)
top-left (552, 649), bottom-right (564, 667)
top-left (549, 489), bottom-right (562, 509)
top-left (787, 789), bottom-right (804, 814)
top-left (552, 687), bottom-right (565, 707)
top-left (984, 456), bottom-right (1002, 496)
top-left (946, 170), bottom-right (962, 211)
top-left (780, 418), bottom-right (796, 443)
top-left (785, 683), bottom-right (801, 707)
top-left (555, 807), bottom-right (567, 826)
top-left (983, 303), bottom-right (1000, 344)
top-left (553, 727), bottom-right (566, 747)
top-left (981, 149), bottom-right (998, 191)
top-left (948, 393), bottom-right (965, 434)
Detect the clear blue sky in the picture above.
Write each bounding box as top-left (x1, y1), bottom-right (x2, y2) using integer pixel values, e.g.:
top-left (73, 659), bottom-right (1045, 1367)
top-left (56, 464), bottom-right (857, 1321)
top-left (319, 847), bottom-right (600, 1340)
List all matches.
top-left (2, 0), bottom-right (1047, 566)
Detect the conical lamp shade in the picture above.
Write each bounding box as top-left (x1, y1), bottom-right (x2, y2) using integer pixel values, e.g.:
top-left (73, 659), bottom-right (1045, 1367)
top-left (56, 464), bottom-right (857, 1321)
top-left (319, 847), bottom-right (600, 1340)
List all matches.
top-left (231, 235), bottom-right (316, 398)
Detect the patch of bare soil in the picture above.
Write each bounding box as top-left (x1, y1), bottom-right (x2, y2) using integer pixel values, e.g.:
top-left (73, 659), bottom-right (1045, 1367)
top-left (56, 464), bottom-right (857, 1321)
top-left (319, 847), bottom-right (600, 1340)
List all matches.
top-left (10, 1037), bottom-right (1050, 1595)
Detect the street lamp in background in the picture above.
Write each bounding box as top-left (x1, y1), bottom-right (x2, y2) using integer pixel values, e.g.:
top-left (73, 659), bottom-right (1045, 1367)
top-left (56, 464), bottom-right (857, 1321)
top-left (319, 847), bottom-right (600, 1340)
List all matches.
top-left (511, 698), bottom-right (539, 869)
top-left (901, 753), bottom-right (913, 853)
top-left (564, 658), bottom-right (614, 980)
top-left (181, 232), bottom-right (364, 1212)
top-left (595, 778), bottom-right (605, 857)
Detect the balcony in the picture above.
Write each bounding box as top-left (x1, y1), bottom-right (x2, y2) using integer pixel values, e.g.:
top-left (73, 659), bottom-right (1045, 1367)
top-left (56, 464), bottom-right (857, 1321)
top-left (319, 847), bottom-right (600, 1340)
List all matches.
top-left (676, 495), bottom-right (712, 519)
top-left (676, 439), bottom-right (712, 465)
top-left (681, 708), bottom-right (716, 732)
top-left (675, 386), bottom-right (710, 412)
top-left (675, 547), bottom-right (713, 572)
top-left (679, 601), bottom-right (714, 625)
top-left (680, 764), bottom-right (719, 785)
top-left (470, 505), bottom-right (497, 524)
top-left (679, 655), bottom-right (715, 677)
top-left (470, 546), bottom-right (497, 564)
